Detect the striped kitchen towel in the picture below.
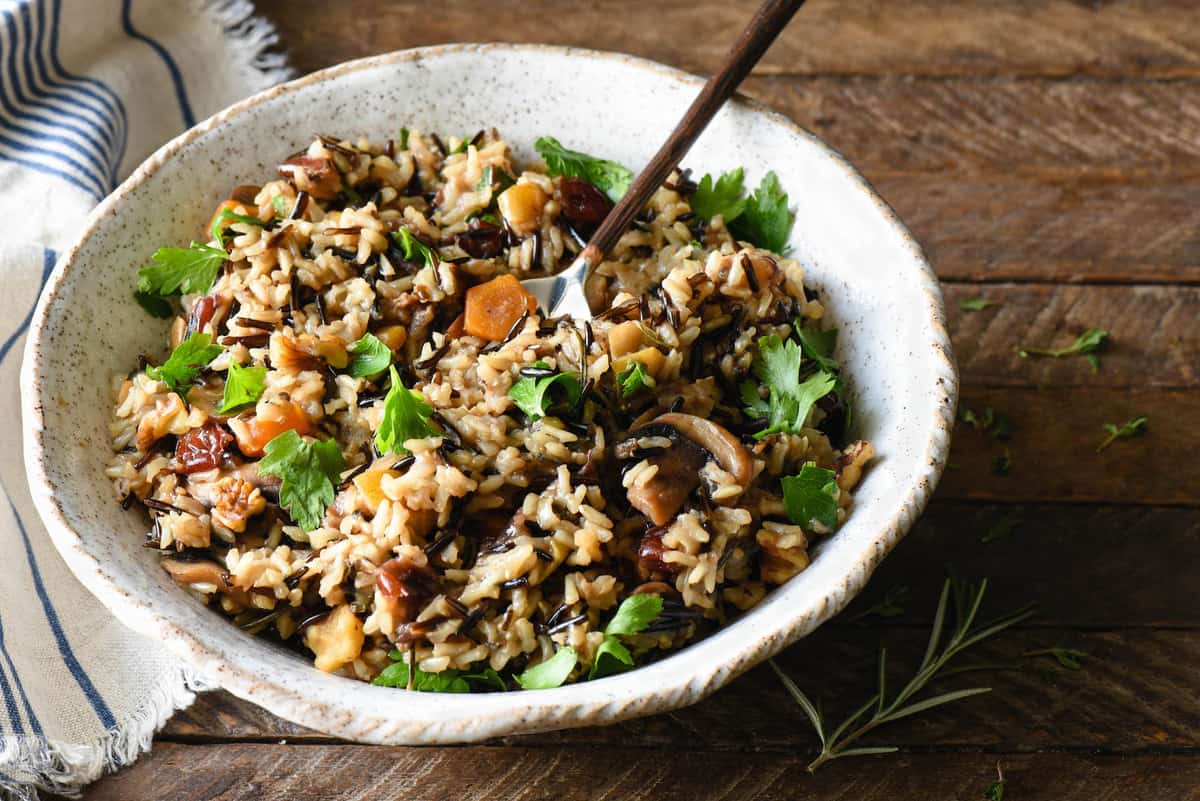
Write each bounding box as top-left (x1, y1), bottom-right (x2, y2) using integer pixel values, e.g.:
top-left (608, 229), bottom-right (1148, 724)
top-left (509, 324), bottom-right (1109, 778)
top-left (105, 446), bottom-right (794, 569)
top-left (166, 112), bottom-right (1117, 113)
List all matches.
top-left (0, 1), bottom-right (291, 797)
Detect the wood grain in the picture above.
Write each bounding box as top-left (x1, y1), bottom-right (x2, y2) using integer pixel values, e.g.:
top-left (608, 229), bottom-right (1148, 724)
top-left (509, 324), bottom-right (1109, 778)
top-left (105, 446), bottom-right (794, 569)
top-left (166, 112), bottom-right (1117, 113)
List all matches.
top-left (80, 747), bottom-right (1200, 801)
top-left (255, 0), bottom-right (1200, 79)
top-left (943, 284), bottom-right (1199, 389)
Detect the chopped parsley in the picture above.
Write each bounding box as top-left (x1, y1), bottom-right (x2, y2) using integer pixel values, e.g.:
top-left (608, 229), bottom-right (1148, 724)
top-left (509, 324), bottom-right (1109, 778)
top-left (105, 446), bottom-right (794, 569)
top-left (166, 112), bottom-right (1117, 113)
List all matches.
top-left (136, 242), bottom-right (228, 311)
top-left (372, 650), bottom-right (508, 693)
top-left (691, 169), bottom-right (794, 252)
top-left (992, 450), bottom-right (1012, 477)
top-left (691, 167), bottom-right (747, 224)
top-left (508, 362), bottom-right (583, 420)
top-left (980, 517), bottom-right (1018, 544)
top-left (398, 128), bottom-right (410, 150)
top-left (257, 429), bottom-right (345, 531)
top-left (515, 646), bottom-right (578, 690)
top-left (793, 323), bottom-right (839, 374)
top-left (958, 406), bottom-right (1013, 440)
top-left (534, 136), bottom-right (632, 202)
top-left (145, 332), bottom-right (222, 397)
top-left (985, 763), bottom-right (1006, 801)
top-left (344, 333), bottom-right (392, 379)
top-left (392, 227), bottom-right (436, 268)
top-left (271, 195), bottom-right (290, 216)
top-left (741, 334), bottom-right (836, 439)
top-left (588, 593), bottom-right (664, 679)
top-left (729, 171), bottom-right (794, 253)
top-left (781, 462), bottom-right (840, 530)
top-left (1096, 415), bottom-right (1147, 453)
top-left (616, 360), bottom-right (654, 397)
top-left (210, 207), bottom-right (265, 247)
top-left (375, 366), bottom-right (439, 456)
top-left (1019, 328), bottom-right (1109, 372)
top-left (959, 297), bottom-right (996, 312)
top-left (218, 361), bottom-right (267, 414)
top-left (476, 164), bottom-right (515, 195)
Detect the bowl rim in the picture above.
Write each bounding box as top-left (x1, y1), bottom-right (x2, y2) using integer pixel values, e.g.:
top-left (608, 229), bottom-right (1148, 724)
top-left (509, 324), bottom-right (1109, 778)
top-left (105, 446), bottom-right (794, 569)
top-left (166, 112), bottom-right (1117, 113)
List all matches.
top-left (21, 42), bottom-right (957, 743)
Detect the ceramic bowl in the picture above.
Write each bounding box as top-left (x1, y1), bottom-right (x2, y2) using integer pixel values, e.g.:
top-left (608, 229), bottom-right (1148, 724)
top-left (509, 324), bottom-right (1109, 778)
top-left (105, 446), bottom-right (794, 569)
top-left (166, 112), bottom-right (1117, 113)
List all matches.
top-left (22, 44), bottom-right (956, 743)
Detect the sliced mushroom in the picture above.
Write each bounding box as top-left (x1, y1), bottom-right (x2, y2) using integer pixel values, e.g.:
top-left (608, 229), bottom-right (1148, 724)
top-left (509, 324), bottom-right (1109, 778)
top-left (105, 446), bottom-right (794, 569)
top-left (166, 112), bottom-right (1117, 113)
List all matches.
top-left (622, 413), bottom-right (754, 526)
top-left (277, 155), bottom-right (342, 200)
top-left (161, 556), bottom-right (252, 608)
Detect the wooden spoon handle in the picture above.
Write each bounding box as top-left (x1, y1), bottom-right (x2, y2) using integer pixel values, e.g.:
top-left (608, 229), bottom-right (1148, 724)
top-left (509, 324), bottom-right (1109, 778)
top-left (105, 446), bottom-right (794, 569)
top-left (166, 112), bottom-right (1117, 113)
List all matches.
top-left (580, 0), bottom-right (807, 266)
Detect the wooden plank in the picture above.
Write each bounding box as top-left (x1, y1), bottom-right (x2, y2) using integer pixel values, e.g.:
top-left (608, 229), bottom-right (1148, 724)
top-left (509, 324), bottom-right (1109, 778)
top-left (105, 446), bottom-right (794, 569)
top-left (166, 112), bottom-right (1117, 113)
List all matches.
top-left (163, 626), bottom-right (1200, 753)
top-left (943, 284), bottom-right (1199, 389)
top-left (77, 747), bottom-right (1200, 800)
top-left (742, 77), bottom-right (1200, 175)
top-left (257, 0), bottom-right (1200, 79)
top-left (938, 388), bottom-right (1193, 505)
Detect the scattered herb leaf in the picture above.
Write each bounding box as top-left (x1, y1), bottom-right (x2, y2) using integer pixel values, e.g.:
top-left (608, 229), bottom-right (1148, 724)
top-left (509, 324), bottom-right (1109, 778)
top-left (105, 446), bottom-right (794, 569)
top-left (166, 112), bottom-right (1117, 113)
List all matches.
top-left (728, 171), bottom-right (794, 253)
top-left (257, 429), bottom-right (345, 531)
top-left (772, 574), bottom-right (1036, 772)
top-left (534, 136), bottom-right (633, 202)
top-left (508, 362), bottom-right (582, 420)
top-left (588, 594), bottom-right (664, 680)
top-left (393, 227), bottom-right (436, 268)
top-left (1019, 328), bottom-right (1109, 373)
top-left (992, 450), bottom-right (1012, 477)
top-left (958, 406), bottom-right (1013, 441)
top-left (617, 360), bottom-right (654, 397)
top-left (1023, 645), bottom-right (1087, 671)
top-left (846, 585), bottom-right (909, 623)
top-left (218, 361), bottom-right (267, 414)
top-left (980, 518), bottom-right (1018, 544)
top-left (959, 297), bottom-right (996, 312)
top-left (136, 242), bottom-right (228, 301)
top-left (345, 333), bottom-right (392, 379)
top-left (375, 366), bottom-right (439, 456)
top-left (516, 646), bottom-right (578, 690)
top-left (271, 195), bottom-right (290, 216)
top-left (1096, 415), bottom-right (1147, 453)
top-left (476, 164), bottom-right (515, 195)
top-left (210, 207), bottom-right (265, 247)
top-left (691, 168), bottom-right (747, 224)
top-left (145, 332), bottom-right (222, 397)
top-left (781, 463), bottom-right (840, 531)
top-left (985, 762), bottom-right (1006, 801)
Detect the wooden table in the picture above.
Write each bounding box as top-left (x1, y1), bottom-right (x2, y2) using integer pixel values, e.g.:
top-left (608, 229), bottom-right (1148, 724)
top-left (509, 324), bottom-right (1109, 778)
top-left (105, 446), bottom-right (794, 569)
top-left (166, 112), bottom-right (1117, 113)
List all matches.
top-left (79, 2), bottom-right (1200, 798)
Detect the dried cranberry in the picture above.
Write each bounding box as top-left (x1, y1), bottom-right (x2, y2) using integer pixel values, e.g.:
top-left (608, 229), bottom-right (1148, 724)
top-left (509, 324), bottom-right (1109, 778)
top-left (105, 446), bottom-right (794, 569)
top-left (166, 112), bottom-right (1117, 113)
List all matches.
top-left (172, 420), bottom-right (233, 474)
top-left (637, 526), bottom-right (681, 581)
top-left (376, 557), bottom-right (441, 623)
top-left (559, 177), bottom-right (613, 237)
top-left (185, 295), bottom-right (216, 338)
top-left (455, 221), bottom-right (506, 259)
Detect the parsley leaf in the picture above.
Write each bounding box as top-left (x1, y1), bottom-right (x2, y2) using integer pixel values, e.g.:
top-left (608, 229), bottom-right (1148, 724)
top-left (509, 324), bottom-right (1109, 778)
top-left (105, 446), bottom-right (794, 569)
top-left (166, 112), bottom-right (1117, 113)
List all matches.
top-left (218, 361), bottom-right (267, 414)
top-left (508, 362), bottom-right (583, 420)
top-left (136, 242), bottom-right (228, 302)
top-left (616, 360), bottom-right (654, 397)
top-left (534, 136), bottom-right (633, 202)
top-left (728, 171), bottom-right (794, 253)
top-left (373, 651), bottom-right (471, 693)
top-left (461, 667), bottom-right (508, 692)
top-left (1018, 328), bottom-right (1109, 372)
top-left (375, 366), bottom-right (439, 455)
top-left (145, 332), bottom-right (222, 397)
top-left (605, 593), bottom-right (663, 637)
top-left (345, 333), bottom-right (392, 379)
top-left (476, 165), bottom-right (515, 195)
top-left (781, 463), bottom-right (840, 531)
top-left (589, 637), bottom-right (635, 680)
top-left (257, 429), bottom-right (345, 531)
top-left (393, 227), bottom-right (436, 268)
top-left (515, 646), bottom-right (577, 690)
top-left (959, 297), bottom-right (996, 312)
top-left (691, 168), bottom-right (747, 223)
top-left (985, 763), bottom-right (1006, 801)
top-left (793, 323), bottom-right (839, 374)
top-left (210, 207), bottom-right (265, 247)
top-left (1096, 415), bottom-right (1147, 453)
top-left (745, 334), bottom-right (836, 439)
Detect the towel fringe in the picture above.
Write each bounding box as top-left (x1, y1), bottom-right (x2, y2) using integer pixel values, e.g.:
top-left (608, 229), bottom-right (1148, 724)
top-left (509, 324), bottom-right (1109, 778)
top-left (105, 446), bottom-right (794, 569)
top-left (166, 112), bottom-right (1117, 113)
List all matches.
top-left (0, 667), bottom-right (213, 800)
top-left (198, 0), bottom-right (296, 91)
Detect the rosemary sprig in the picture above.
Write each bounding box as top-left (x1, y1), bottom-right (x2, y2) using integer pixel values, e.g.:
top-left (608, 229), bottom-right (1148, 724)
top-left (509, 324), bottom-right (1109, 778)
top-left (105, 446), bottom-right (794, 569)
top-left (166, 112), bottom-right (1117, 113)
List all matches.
top-left (1018, 328), bottom-right (1109, 372)
top-left (772, 576), bottom-right (1036, 772)
top-left (1023, 645), bottom-right (1087, 671)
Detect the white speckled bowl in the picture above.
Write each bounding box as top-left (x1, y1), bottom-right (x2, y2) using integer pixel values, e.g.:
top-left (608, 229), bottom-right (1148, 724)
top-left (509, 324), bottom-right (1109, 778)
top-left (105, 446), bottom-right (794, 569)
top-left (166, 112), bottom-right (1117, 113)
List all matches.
top-left (22, 44), bottom-right (956, 744)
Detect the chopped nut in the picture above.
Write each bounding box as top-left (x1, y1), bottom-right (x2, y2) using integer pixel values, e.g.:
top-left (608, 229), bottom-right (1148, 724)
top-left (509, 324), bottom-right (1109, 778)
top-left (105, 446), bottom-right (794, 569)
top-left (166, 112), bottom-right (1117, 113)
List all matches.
top-left (836, 440), bottom-right (876, 492)
top-left (304, 604), bottom-right (364, 672)
top-left (210, 477), bottom-right (266, 533)
top-left (757, 521), bottom-right (810, 585)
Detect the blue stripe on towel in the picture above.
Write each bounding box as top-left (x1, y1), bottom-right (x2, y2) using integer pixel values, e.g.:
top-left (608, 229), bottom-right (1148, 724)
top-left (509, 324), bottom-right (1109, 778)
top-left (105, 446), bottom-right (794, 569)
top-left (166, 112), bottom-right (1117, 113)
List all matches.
top-left (0, 132), bottom-right (105, 197)
top-left (0, 622), bottom-right (27, 736)
top-left (28, 0), bottom-right (120, 136)
top-left (0, 613), bottom-right (42, 735)
top-left (0, 7), bottom-right (113, 192)
top-left (0, 248), bottom-right (56, 364)
top-left (0, 143), bottom-right (101, 198)
top-left (119, 0), bottom-right (194, 127)
top-left (5, 491), bottom-right (116, 729)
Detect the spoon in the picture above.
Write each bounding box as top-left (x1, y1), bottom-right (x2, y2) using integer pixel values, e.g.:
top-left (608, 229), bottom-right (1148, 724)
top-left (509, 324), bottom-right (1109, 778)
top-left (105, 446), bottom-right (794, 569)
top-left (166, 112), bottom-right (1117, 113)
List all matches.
top-left (520, 0), bottom-right (807, 318)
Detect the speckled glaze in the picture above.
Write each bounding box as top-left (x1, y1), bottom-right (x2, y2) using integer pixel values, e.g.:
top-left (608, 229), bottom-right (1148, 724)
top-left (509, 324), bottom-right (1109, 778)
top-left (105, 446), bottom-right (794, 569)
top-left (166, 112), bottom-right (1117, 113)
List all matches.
top-left (21, 45), bottom-right (957, 744)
